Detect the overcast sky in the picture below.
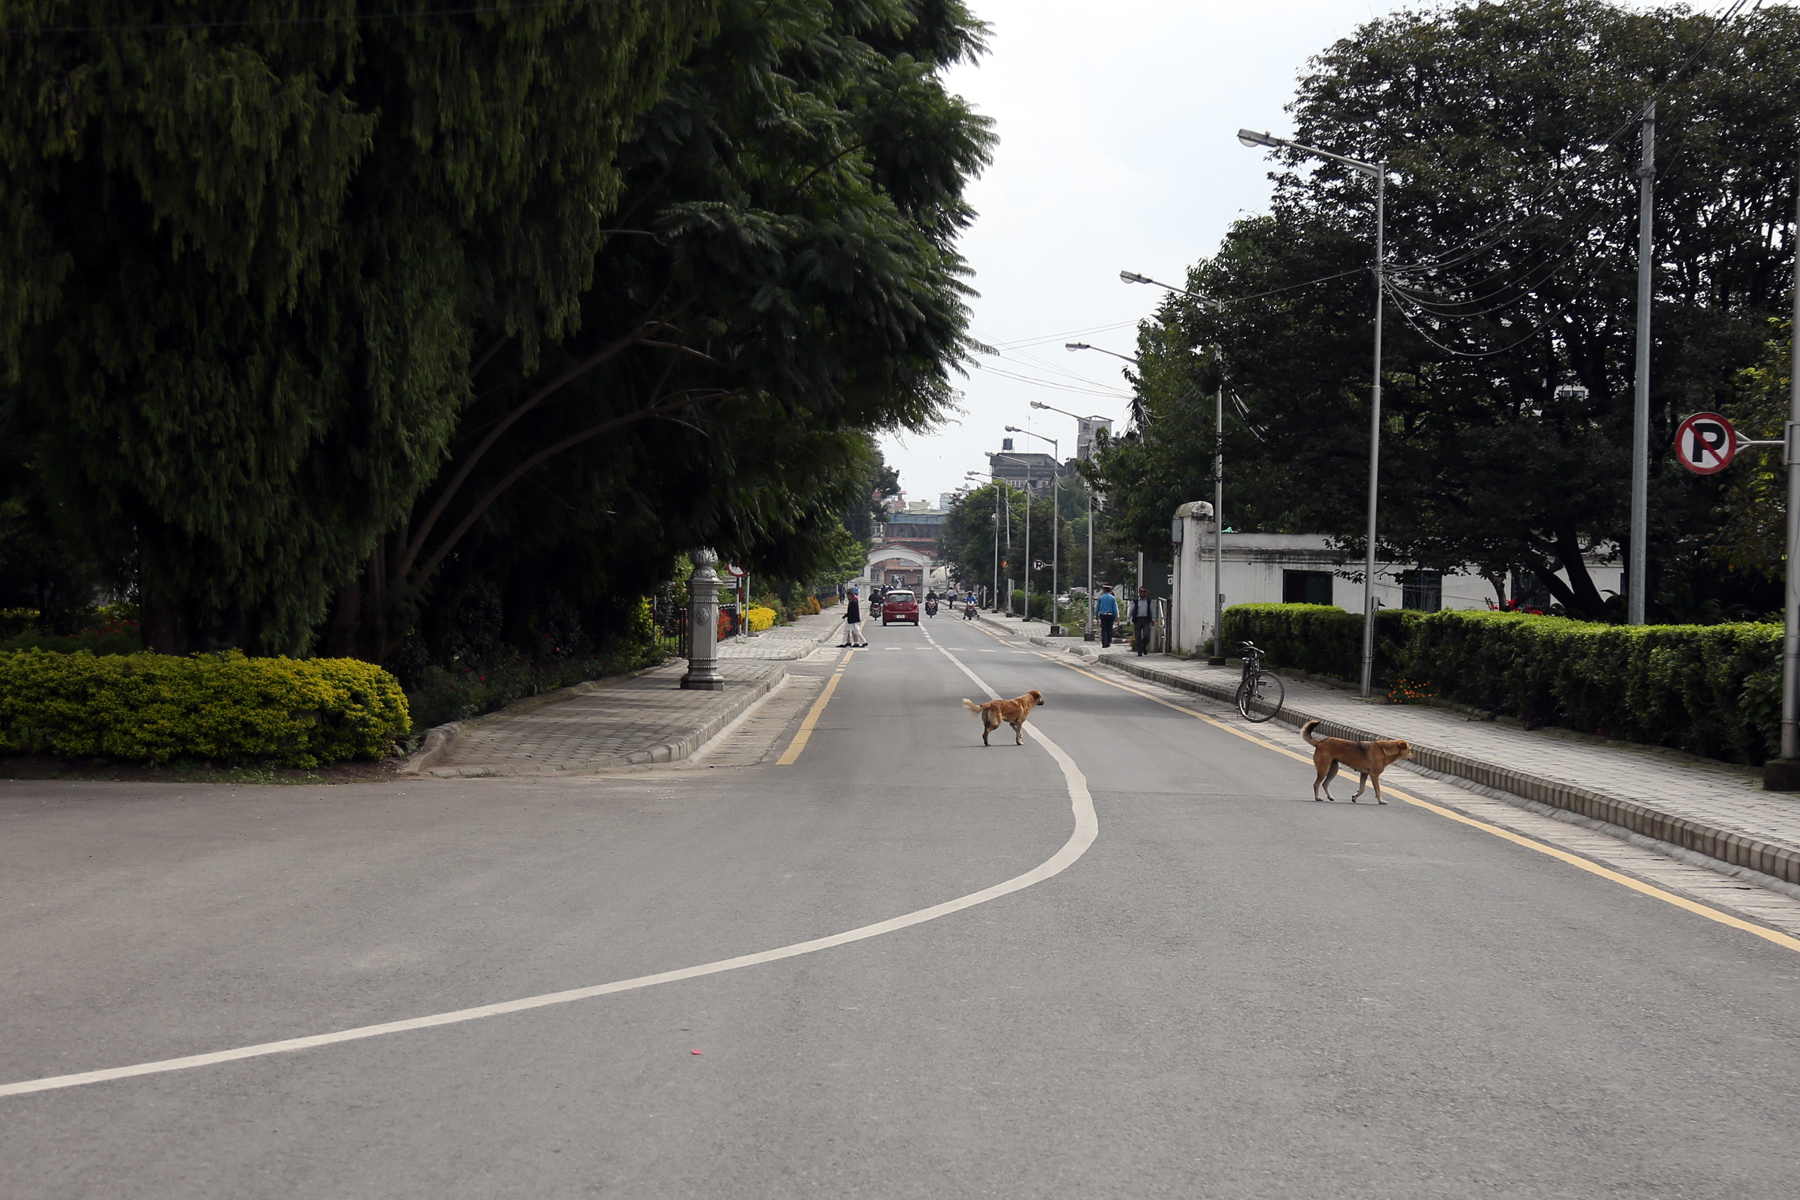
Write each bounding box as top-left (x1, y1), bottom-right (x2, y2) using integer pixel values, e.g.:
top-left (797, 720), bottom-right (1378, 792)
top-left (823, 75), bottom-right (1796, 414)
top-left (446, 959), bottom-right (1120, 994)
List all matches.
top-left (879, 0), bottom-right (1676, 507)
top-left (879, 0), bottom-right (1376, 506)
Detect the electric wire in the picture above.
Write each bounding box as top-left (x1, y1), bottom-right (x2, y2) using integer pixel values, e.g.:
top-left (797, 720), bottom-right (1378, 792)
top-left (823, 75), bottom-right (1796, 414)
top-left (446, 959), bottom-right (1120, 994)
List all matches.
top-left (1384, 280), bottom-right (1549, 359)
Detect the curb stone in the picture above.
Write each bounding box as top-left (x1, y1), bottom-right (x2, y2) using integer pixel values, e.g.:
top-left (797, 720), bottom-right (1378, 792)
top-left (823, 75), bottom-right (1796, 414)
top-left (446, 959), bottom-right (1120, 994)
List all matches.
top-left (1097, 654), bottom-right (1800, 891)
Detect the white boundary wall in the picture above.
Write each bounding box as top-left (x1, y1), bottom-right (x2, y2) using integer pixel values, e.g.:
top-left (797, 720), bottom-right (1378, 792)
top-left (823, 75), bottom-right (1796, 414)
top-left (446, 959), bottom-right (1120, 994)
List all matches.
top-left (1167, 517), bottom-right (1624, 657)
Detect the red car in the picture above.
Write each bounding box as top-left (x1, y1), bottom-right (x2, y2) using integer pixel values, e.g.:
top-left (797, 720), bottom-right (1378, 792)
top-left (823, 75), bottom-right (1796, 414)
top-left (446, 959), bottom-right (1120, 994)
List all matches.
top-left (880, 589), bottom-right (920, 625)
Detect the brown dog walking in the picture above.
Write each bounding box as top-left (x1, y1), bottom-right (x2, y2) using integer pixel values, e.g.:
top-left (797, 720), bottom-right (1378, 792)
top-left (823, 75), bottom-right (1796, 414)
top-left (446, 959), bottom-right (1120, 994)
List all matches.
top-left (962, 691), bottom-right (1044, 745)
top-left (1300, 719), bottom-right (1410, 804)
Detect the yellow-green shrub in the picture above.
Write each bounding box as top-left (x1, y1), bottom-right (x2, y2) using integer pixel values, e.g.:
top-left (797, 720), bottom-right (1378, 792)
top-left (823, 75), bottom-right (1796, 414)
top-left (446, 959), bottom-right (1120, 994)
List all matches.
top-left (745, 605), bottom-right (778, 633)
top-left (0, 650), bottom-right (410, 766)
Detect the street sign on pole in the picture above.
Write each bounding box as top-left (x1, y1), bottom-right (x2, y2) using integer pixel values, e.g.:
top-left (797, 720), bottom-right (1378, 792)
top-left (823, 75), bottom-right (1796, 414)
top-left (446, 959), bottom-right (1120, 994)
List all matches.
top-left (725, 562), bottom-right (747, 578)
top-left (1673, 412), bottom-right (1737, 475)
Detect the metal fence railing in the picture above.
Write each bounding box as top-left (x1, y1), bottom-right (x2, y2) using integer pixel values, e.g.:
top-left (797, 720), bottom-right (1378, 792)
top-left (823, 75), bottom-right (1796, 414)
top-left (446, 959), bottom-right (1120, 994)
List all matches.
top-left (651, 586), bottom-right (689, 659)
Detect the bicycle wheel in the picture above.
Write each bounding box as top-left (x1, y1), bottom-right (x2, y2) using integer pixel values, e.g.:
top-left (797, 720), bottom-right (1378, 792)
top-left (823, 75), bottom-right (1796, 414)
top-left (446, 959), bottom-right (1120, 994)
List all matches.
top-left (1237, 670), bottom-right (1284, 723)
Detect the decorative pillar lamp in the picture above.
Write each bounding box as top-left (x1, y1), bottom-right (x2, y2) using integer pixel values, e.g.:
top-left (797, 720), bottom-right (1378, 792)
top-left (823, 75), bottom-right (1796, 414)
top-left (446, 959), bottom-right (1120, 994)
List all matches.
top-left (680, 548), bottom-right (726, 691)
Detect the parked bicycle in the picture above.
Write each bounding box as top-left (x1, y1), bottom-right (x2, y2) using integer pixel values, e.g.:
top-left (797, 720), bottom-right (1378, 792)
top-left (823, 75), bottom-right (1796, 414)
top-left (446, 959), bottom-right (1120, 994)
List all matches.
top-left (1234, 641), bottom-right (1284, 723)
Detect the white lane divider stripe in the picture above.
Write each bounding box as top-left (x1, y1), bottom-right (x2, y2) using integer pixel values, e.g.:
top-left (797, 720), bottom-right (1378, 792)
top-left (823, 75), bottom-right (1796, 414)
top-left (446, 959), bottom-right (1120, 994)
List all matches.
top-left (0, 646), bottom-right (1097, 1100)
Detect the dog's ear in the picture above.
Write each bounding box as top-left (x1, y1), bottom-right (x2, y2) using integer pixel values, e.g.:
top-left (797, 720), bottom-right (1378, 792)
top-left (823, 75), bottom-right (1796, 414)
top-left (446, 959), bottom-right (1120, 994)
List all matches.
top-left (1030, 690), bottom-right (1042, 701)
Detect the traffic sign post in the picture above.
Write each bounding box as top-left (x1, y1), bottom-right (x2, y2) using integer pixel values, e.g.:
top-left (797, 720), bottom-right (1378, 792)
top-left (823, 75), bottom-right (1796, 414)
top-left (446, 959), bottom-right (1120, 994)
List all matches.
top-left (1669, 402), bottom-right (1800, 788)
top-left (1673, 412), bottom-right (1737, 475)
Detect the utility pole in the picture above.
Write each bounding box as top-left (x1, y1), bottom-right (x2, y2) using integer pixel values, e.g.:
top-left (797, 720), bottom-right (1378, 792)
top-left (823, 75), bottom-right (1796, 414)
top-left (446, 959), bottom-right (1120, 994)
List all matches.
top-left (1358, 160), bottom-right (1386, 696)
top-left (1086, 484), bottom-right (1096, 640)
top-left (1770, 154), bottom-right (1800, 788)
top-left (1213, 383), bottom-right (1226, 665)
top-left (1630, 101), bottom-right (1655, 626)
top-left (991, 481), bottom-right (1000, 611)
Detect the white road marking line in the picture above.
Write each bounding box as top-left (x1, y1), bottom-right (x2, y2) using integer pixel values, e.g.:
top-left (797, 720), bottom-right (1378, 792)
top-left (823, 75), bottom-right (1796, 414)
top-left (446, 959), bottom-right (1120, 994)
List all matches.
top-left (0, 647), bottom-right (1097, 1099)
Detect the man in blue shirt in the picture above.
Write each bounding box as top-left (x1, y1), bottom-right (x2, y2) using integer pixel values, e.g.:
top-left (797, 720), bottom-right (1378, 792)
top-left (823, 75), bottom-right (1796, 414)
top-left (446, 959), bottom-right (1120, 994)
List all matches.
top-left (1094, 585), bottom-right (1119, 648)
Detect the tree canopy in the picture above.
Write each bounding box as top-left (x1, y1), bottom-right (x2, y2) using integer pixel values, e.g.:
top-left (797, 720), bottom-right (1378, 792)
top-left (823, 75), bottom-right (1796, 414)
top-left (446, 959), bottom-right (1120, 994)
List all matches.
top-left (1092, 0), bottom-right (1800, 619)
top-left (1, 0), bottom-right (993, 663)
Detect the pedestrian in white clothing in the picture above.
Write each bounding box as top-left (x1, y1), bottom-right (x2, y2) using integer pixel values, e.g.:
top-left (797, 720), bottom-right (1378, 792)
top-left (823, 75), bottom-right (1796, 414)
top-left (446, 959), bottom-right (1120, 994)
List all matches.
top-left (841, 588), bottom-right (869, 647)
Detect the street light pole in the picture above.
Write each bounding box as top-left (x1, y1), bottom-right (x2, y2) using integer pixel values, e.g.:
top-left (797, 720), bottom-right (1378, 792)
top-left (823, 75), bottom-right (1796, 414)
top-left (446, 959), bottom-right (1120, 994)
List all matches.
top-left (1033, 395), bottom-right (1115, 641)
top-left (1773, 154), bottom-right (1800, 786)
top-left (1630, 101), bottom-right (1656, 626)
top-left (1116, 278), bottom-right (1229, 661)
top-left (1214, 382), bottom-right (1225, 663)
top-left (1237, 128), bottom-right (1387, 697)
top-left (994, 452), bottom-right (1034, 617)
top-left (1007, 428), bottom-right (1060, 627)
top-left (963, 470), bottom-right (994, 611)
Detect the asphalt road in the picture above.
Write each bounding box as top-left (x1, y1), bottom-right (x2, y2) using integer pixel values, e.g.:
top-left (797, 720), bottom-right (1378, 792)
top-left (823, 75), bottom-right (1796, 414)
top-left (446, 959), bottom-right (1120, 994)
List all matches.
top-left (3, 614), bottom-right (1798, 1198)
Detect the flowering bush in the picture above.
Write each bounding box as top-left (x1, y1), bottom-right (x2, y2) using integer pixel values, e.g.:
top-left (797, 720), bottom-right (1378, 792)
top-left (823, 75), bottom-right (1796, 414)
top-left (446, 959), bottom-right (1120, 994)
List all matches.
top-left (1387, 677), bottom-right (1434, 705)
top-left (745, 605), bottom-right (777, 633)
top-left (0, 650), bottom-right (409, 766)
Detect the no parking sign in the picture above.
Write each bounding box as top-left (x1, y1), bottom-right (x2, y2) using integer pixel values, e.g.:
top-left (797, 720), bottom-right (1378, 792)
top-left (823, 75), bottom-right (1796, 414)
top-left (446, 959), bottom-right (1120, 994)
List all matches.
top-left (1673, 412), bottom-right (1737, 475)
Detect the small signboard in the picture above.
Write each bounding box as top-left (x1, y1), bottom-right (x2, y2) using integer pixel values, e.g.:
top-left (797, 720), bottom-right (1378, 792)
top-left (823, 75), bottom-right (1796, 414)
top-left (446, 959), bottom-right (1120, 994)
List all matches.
top-left (725, 561), bottom-right (747, 578)
top-left (1674, 412), bottom-right (1737, 475)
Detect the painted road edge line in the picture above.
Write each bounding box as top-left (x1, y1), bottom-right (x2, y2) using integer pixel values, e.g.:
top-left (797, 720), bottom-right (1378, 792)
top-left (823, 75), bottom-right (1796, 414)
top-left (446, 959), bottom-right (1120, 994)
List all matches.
top-left (776, 648), bottom-right (853, 765)
top-left (1037, 652), bottom-right (1800, 957)
top-left (0, 645), bottom-right (1096, 1100)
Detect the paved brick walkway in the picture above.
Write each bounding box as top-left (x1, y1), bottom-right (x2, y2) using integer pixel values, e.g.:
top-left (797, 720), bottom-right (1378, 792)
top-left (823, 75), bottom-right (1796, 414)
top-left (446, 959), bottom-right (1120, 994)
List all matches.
top-left (422, 608), bottom-right (846, 776)
top-left (975, 610), bottom-right (1800, 888)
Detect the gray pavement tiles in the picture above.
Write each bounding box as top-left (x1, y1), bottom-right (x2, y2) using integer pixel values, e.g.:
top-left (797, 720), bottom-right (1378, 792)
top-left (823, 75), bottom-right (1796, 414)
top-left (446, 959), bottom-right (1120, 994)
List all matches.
top-left (413, 608), bottom-right (846, 777)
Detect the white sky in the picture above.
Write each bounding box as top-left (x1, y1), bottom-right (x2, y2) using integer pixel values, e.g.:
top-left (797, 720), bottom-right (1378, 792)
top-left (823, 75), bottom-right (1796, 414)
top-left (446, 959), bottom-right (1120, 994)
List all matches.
top-left (880, 0), bottom-right (1376, 505)
top-left (880, 0), bottom-right (1678, 506)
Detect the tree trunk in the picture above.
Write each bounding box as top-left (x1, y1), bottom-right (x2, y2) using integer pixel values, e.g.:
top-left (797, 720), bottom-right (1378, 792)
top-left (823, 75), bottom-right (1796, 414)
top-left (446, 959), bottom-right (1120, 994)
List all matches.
top-left (1536, 526), bottom-right (1609, 619)
top-left (323, 579), bottom-right (362, 658)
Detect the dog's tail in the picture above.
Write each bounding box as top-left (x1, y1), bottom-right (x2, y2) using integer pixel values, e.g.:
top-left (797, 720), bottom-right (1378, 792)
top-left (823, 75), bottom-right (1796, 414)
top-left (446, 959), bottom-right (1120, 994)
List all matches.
top-left (1300, 719), bottom-right (1324, 745)
top-left (962, 698), bottom-right (983, 713)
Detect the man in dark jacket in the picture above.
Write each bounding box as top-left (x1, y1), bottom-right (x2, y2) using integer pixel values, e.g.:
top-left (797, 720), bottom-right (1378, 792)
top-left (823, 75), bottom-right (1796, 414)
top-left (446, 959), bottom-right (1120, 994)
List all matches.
top-left (1128, 586), bottom-right (1154, 656)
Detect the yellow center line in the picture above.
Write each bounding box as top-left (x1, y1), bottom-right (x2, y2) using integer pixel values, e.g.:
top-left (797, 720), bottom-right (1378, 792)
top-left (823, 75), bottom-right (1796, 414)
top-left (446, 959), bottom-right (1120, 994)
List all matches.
top-left (776, 648), bottom-right (853, 766)
top-left (1033, 652), bottom-right (1800, 956)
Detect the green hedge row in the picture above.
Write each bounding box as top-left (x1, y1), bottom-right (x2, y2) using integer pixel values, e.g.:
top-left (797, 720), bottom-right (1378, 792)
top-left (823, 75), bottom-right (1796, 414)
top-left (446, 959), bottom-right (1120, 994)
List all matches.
top-left (0, 650), bottom-right (411, 766)
top-left (1220, 603), bottom-right (1782, 765)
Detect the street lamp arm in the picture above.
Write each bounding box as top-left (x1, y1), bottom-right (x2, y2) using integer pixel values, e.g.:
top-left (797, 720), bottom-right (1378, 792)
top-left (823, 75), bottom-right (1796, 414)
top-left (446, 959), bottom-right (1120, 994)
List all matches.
top-left (1030, 400), bottom-right (1106, 423)
top-left (1118, 272), bottom-right (1224, 312)
top-left (1065, 342), bottom-right (1141, 366)
top-left (1238, 128), bottom-right (1382, 177)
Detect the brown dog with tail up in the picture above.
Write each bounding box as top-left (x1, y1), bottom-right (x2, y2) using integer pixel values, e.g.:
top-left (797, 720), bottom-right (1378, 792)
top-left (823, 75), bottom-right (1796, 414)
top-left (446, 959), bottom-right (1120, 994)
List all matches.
top-left (962, 691), bottom-right (1043, 746)
top-left (1301, 719), bottom-right (1410, 804)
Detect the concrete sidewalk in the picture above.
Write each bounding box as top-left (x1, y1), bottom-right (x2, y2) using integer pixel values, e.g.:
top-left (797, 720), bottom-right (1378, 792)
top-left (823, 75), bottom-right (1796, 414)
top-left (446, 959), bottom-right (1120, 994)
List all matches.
top-left (405, 608), bottom-right (844, 777)
top-left (974, 608), bottom-right (1800, 891)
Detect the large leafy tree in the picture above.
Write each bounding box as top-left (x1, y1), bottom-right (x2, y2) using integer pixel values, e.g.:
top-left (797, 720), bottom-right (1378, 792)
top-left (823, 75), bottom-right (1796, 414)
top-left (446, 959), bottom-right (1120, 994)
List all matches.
top-left (1, 1), bottom-right (712, 652)
top-left (325, 0), bottom-right (993, 661)
top-left (1097, 0), bottom-right (1800, 618)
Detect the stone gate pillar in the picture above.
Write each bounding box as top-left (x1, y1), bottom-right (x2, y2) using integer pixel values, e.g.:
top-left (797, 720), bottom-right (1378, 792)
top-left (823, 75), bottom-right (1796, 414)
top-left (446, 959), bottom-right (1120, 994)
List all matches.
top-left (680, 548), bottom-right (726, 691)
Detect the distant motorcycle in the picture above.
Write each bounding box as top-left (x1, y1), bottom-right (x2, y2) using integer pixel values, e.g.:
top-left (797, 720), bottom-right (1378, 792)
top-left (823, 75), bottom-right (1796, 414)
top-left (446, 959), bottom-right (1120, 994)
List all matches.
top-left (925, 598), bottom-right (939, 618)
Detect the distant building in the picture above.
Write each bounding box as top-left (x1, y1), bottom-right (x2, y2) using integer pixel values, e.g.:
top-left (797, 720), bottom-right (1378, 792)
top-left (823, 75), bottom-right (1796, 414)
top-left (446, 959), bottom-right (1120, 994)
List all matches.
top-left (876, 510), bottom-right (948, 560)
top-left (1075, 417), bottom-right (1113, 461)
top-left (987, 437), bottom-right (1072, 495)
